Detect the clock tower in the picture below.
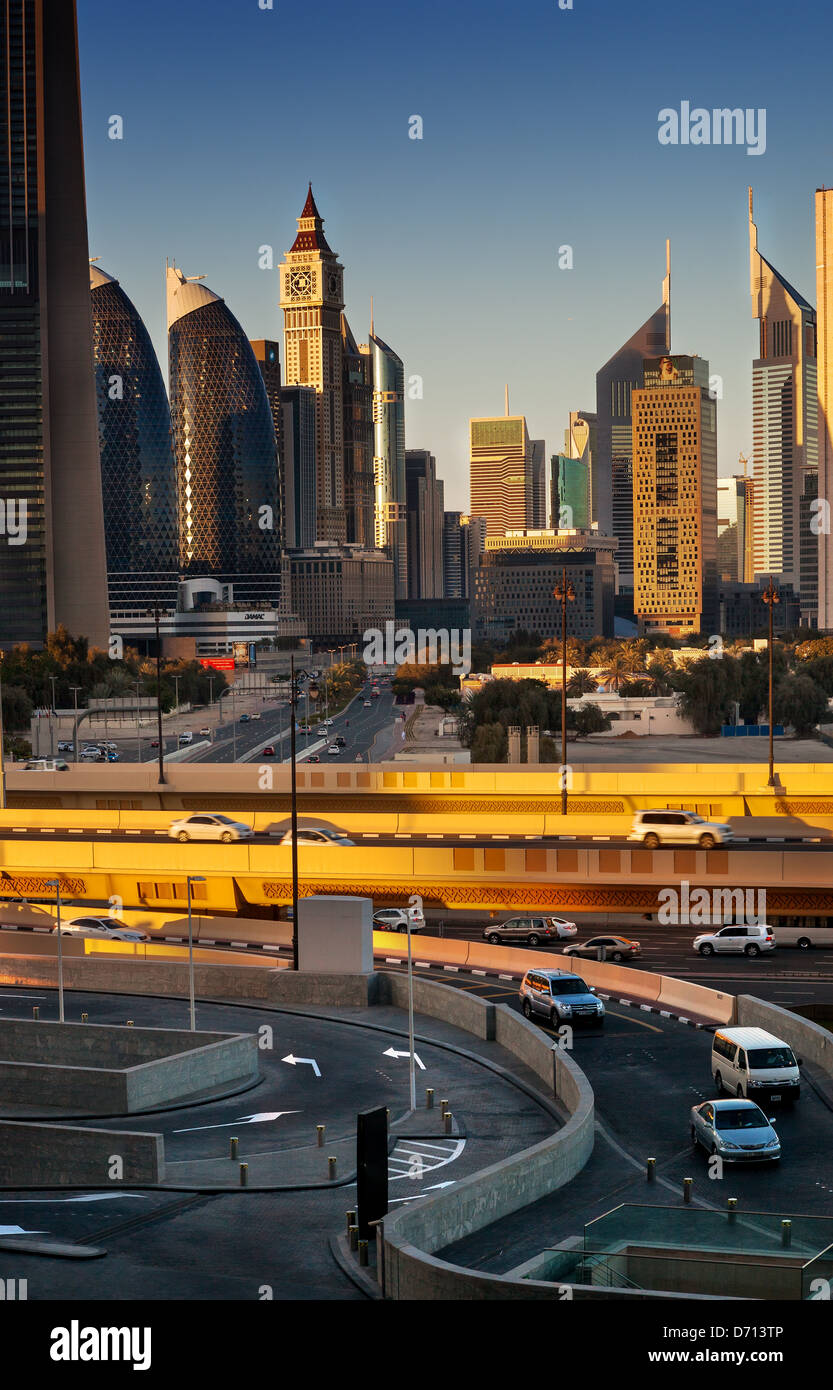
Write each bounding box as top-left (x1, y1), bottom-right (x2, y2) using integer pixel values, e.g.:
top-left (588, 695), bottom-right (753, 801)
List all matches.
top-left (280, 186), bottom-right (346, 543)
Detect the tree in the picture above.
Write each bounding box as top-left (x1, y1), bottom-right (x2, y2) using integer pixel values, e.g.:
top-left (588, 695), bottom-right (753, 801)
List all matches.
top-left (1, 684), bottom-right (33, 732)
top-left (600, 655), bottom-right (629, 692)
top-left (773, 674), bottom-right (830, 737)
top-left (675, 657), bottom-right (740, 736)
top-left (573, 703), bottom-right (612, 738)
top-left (567, 668), bottom-right (598, 696)
top-left (470, 722), bottom-right (507, 762)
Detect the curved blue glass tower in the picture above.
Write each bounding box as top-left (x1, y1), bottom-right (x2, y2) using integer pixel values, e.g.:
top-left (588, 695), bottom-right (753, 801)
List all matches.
top-left (167, 265), bottom-right (282, 606)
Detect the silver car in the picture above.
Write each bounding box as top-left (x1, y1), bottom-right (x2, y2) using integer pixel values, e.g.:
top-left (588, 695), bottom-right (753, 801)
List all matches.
top-left (629, 810), bottom-right (733, 849)
top-left (280, 827), bottom-right (355, 846)
top-left (55, 915), bottom-right (149, 943)
top-left (168, 814), bottom-right (253, 843)
top-left (690, 1098), bottom-right (780, 1163)
top-left (483, 916), bottom-right (576, 946)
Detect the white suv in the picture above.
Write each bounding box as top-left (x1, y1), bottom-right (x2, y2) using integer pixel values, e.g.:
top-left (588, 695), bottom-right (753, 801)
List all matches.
top-left (630, 810), bottom-right (733, 849)
top-left (693, 924), bottom-right (775, 958)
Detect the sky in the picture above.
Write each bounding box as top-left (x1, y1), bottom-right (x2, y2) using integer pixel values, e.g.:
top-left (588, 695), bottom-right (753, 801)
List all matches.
top-left (78, 0), bottom-right (833, 511)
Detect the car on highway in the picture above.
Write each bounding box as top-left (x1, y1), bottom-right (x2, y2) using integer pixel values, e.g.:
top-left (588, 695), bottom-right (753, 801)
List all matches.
top-left (168, 814), bottom-right (254, 843)
top-left (24, 758), bottom-right (69, 772)
top-left (629, 809), bottom-right (733, 849)
top-left (178, 731), bottom-right (193, 746)
top-left (334, 736), bottom-right (346, 748)
top-left (54, 915), bottom-right (150, 943)
top-left (373, 906), bottom-right (425, 933)
top-left (105, 749), bottom-right (120, 762)
top-left (363, 700), bottom-right (372, 707)
top-left (483, 916), bottom-right (577, 946)
top-left (520, 969), bottom-right (605, 1026)
top-left (239, 714), bottom-right (250, 724)
top-left (693, 924), bottom-right (774, 958)
top-left (279, 827), bottom-right (355, 846)
top-left (250, 712), bottom-right (261, 721)
top-left (80, 748), bottom-right (105, 762)
top-left (263, 745), bottom-right (276, 757)
top-left (562, 934), bottom-right (641, 961)
top-left (690, 1099), bottom-right (780, 1163)
top-left (320, 718), bottom-right (334, 729)
top-left (327, 745), bottom-right (341, 756)
top-left (57, 741), bottom-right (74, 753)
top-left (298, 724), bottom-right (313, 734)
top-left (711, 1027), bottom-right (800, 1104)
top-left (199, 726), bottom-right (211, 737)
top-left (307, 755), bottom-right (320, 763)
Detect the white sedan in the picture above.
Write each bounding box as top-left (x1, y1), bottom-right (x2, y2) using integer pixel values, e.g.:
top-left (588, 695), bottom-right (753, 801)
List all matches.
top-left (55, 916), bottom-right (149, 943)
top-left (168, 814), bottom-right (253, 843)
top-left (280, 827), bottom-right (355, 846)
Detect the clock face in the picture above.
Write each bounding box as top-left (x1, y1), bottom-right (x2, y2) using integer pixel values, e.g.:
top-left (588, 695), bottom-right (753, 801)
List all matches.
top-left (289, 269), bottom-right (314, 299)
top-left (327, 272), bottom-right (340, 297)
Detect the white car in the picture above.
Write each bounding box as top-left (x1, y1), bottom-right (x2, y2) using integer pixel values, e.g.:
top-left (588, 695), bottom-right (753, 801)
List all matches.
top-left (363, 700), bottom-right (372, 707)
top-left (629, 809), bottom-right (733, 849)
top-left (251, 712), bottom-right (261, 721)
top-left (373, 906), bottom-right (425, 933)
top-left (55, 916), bottom-right (149, 943)
top-left (168, 814), bottom-right (253, 843)
top-left (321, 718), bottom-right (334, 728)
top-left (693, 924), bottom-right (775, 958)
top-left (280, 827), bottom-right (355, 846)
top-left (327, 745), bottom-right (341, 756)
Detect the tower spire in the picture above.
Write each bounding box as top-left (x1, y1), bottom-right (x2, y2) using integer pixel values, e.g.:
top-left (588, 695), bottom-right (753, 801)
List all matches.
top-left (370, 295), bottom-right (374, 337)
top-left (662, 239), bottom-right (671, 349)
top-left (505, 383), bottom-right (510, 416)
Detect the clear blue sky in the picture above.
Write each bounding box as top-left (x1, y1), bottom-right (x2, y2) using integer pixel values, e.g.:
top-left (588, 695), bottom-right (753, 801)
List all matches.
top-left (78, 0), bottom-right (833, 510)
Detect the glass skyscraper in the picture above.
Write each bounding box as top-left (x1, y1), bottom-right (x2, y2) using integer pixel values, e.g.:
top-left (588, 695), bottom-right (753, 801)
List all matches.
top-left (367, 328), bottom-right (407, 599)
top-left (90, 266), bottom-right (179, 617)
top-left (167, 265), bottom-right (282, 607)
top-left (0, 0), bottom-right (109, 647)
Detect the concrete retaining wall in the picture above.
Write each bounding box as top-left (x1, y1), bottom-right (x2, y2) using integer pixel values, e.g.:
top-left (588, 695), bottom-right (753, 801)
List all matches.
top-left (0, 1120), bottom-right (164, 1184)
top-left (736, 995), bottom-right (833, 1076)
top-left (376, 971), bottom-right (495, 1040)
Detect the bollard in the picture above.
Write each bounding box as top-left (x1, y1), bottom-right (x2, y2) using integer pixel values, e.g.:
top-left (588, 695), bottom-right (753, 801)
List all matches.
top-left (440, 1098), bottom-right (449, 1117)
top-left (346, 1210), bottom-right (356, 1234)
top-left (317, 1125), bottom-right (325, 1148)
top-left (358, 1240), bottom-right (369, 1267)
top-left (444, 1111), bottom-right (453, 1136)
top-left (127, 1020), bottom-right (134, 1028)
top-left (32, 1006), bottom-right (39, 1020)
top-left (426, 1088), bottom-right (434, 1110)
top-left (646, 1158), bottom-right (656, 1182)
top-left (239, 1164), bottom-right (248, 1187)
top-left (349, 1224), bottom-right (359, 1251)
top-left (81, 1012), bottom-right (88, 1023)
top-left (683, 1177), bottom-right (693, 1204)
top-left (328, 1156), bottom-right (337, 1180)
top-left (727, 1197), bottom-right (737, 1222)
top-left (230, 1137), bottom-right (238, 1160)
top-left (782, 1219), bottom-right (792, 1248)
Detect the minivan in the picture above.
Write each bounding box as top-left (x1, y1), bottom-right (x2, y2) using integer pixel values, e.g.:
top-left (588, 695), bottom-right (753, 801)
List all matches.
top-left (711, 1026), bottom-right (801, 1105)
top-left (629, 809), bottom-right (733, 849)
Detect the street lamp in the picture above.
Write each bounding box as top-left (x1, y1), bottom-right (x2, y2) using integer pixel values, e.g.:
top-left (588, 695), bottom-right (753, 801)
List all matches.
top-left (46, 879), bottom-right (65, 1022)
top-left (186, 875), bottom-right (206, 1031)
top-left (146, 603), bottom-right (167, 786)
top-left (49, 675), bottom-right (58, 760)
top-left (69, 686), bottom-right (82, 765)
top-left (762, 576), bottom-right (780, 789)
top-left (289, 653), bottom-right (299, 971)
top-left (553, 568), bottom-right (576, 815)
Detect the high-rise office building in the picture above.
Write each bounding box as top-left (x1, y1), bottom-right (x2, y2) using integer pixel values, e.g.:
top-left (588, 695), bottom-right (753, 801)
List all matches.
top-left (366, 327), bottom-right (407, 599)
top-left (90, 266), bottom-right (179, 617)
top-left (341, 314), bottom-right (374, 549)
top-left (405, 450), bottom-right (444, 599)
top-left (288, 543), bottom-right (394, 640)
top-left (279, 186), bottom-right (345, 543)
top-left (716, 476), bottom-right (748, 583)
top-left (280, 385), bottom-right (318, 551)
top-left (0, 0), bottom-right (109, 648)
top-left (443, 512), bottom-right (486, 600)
top-left (167, 264), bottom-right (282, 606)
top-left (563, 411), bottom-right (597, 523)
top-left (469, 401), bottom-right (543, 538)
top-left (816, 187), bottom-right (833, 632)
top-left (749, 188), bottom-right (818, 624)
top-left (550, 454), bottom-right (590, 531)
top-left (631, 355), bottom-right (718, 637)
top-left (251, 339), bottom-right (285, 547)
top-left (596, 245), bottom-right (671, 598)
top-left (473, 531), bottom-right (617, 643)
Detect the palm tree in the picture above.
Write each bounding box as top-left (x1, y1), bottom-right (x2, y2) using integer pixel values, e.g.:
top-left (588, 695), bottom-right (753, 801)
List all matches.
top-left (620, 639), bottom-right (648, 675)
top-left (567, 669), bottom-right (598, 696)
top-left (601, 655), bottom-right (629, 692)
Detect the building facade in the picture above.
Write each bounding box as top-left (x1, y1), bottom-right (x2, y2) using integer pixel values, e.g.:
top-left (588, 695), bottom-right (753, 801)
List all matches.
top-left (251, 338), bottom-right (285, 547)
top-left (405, 449), bottom-right (444, 599)
top-left (341, 314), bottom-right (375, 549)
top-left (367, 329), bottom-right (407, 598)
top-left (279, 385), bottom-right (318, 551)
top-left (443, 511), bottom-right (486, 600)
top-left (279, 186), bottom-right (345, 543)
top-left (167, 265), bottom-right (283, 607)
top-left (749, 188), bottom-right (818, 624)
top-left (550, 454), bottom-right (590, 531)
top-left (90, 266), bottom-right (179, 619)
top-left (816, 187), bottom-right (833, 632)
top-left (288, 543), bottom-right (394, 640)
top-left (0, 0), bottom-right (109, 648)
top-left (631, 355), bottom-right (718, 638)
top-left (595, 245), bottom-right (671, 599)
top-left (469, 412), bottom-right (542, 537)
top-left (473, 530), bottom-right (617, 643)
top-left (716, 475), bottom-right (747, 583)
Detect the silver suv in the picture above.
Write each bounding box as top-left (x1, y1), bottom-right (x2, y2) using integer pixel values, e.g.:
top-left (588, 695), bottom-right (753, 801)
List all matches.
top-left (629, 809), bottom-right (733, 849)
top-left (519, 969), bottom-right (605, 1027)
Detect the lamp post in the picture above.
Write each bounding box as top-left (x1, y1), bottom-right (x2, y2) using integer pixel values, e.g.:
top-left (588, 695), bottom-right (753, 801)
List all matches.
top-left (146, 603), bottom-right (167, 785)
top-left (762, 576), bottom-right (780, 789)
top-left (134, 679), bottom-right (143, 763)
top-left (49, 675), bottom-right (58, 761)
top-left (553, 568), bottom-right (576, 815)
top-left (406, 910), bottom-right (416, 1112)
top-left (290, 654), bottom-right (299, 971)
top-left (46, 879), bottom-right (64, 1022)
top-left (186, 875), bottom-right (206, 1031)
top-left (69, 686), bottom-right (82, 765)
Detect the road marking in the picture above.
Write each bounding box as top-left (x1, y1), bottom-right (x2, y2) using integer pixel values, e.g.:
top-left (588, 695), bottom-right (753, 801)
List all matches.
top-left (173, 1111), bottom-right (299, 1134)
top-left (415, 961), bottom-right (430, 968)
top-left (443, 965), bottom-right (459, 973)
top-left (96, 830), bottom-right (112, 835)
top-left (383, 1046), bottom-right (425, 1070)
top-left (39, 829), bottom-right (55, 835)
top-left (607, 1008), bottom-right (662, 1033)
top-left (471, 969), bottom-right (487, 976)
top-left (282, 1053), bottom-right (321, 1077)
top-left (362, 834), bottom-right (380, 839)
top-left (499, 973), bottom-right (514, 981)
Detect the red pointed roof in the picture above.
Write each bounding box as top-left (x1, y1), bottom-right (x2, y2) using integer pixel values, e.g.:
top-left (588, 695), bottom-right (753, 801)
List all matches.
top-left (290, 183), bottom-right (333, 254)
top-left (300, 183), bottom-right (320, 219)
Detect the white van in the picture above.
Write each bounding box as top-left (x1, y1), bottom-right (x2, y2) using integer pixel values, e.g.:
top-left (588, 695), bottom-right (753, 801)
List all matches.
top-left (711, 1027), bottom-right (801, 1105)
top-left (178, 731), bottom-right (193, 747)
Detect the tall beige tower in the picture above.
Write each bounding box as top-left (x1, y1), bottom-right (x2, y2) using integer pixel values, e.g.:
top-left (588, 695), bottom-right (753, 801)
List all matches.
top-left (279, 187), bottom-right (345, 543)
top-left (816, 188), bottom-right (833, 631)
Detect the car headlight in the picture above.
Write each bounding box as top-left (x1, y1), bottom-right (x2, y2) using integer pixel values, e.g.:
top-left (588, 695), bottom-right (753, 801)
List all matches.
top-left (560, 1003), bottom-right (572, 1016)
top-left (720, 1140), bottom-right (740, 1149)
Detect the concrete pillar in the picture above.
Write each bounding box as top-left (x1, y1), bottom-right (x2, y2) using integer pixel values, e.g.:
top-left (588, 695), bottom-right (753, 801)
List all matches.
top-left (508, 727), bottom-right (521, 763)
top-left (526, 726), bottom-right (539, 764)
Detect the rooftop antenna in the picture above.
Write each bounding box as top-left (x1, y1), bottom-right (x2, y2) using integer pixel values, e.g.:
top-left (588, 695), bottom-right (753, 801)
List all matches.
top-left (505, 383), bottom-right (510, 416)
top-left (370, 295), bottom-right (374, 337)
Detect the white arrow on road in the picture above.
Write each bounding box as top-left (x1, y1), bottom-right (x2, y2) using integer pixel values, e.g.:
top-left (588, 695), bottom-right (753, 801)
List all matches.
top-left (0, 1226), bottom-right (47, 1236)
top-left (383, 1046), bottom-right (425, 1070)
top-left (0, 1194), bottom-right (149, 1205)
top-left (389, 1182), bottom-right (456, 1205)
top-left (173, 1111), bottom-right (299, 1134)
top-left (282, 1054), bottom-right (321, 1077)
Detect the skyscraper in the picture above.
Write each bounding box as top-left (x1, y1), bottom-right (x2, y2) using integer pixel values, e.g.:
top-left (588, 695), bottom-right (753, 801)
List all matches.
top-left (717, 475), bottom-right (747, 582)
top-left (816, 188), bottom-right (833, 632)
top-left (341, 314), bottom-right (374, 549)
top-left (443, 512), bottom-right (486, 600)
top-left (251, 339), bottom-right (285, 547)
top-left (280, 385), bottom-right (318, 551)
top-left (749, 188), bottom-right (818, 623)
top-left (631, 355), bottom-right (718, 637)
top-left (469, 401), bottom-right (543, 538)
top-left (90, 266), bottom-right (179, 617)
top-left (167, 265), bottom-right (282, 606)
top-left (550, 455), bottom-right (590, 531)
top-left (367, 327), bottom-right (408, 599)
top-left (405, 450), bottom-right (444, 599)
top-left (279, 186), bottom-right (345, 543)
top-left (596, 245), bottom-right (671, 599)
top-left (0, 0), bottom-right (109, 647)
